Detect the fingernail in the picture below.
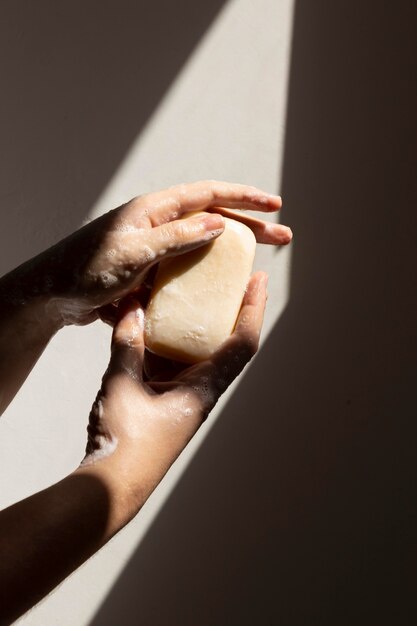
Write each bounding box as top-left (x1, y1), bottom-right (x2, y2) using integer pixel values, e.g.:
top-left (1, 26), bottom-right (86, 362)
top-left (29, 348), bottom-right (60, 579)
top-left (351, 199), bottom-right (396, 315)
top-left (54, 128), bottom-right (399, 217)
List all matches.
top-left (267, 193), bottom-right (282, 203)
top-left (200, 214), bottom-right (225, 231)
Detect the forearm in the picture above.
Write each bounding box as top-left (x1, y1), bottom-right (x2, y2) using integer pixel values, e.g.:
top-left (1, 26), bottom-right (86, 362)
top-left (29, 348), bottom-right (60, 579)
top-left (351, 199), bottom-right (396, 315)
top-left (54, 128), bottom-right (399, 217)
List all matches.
top-left (0, 463), bottom-right (135, 625)
top-left (0, 264), bottom-right (62, 414)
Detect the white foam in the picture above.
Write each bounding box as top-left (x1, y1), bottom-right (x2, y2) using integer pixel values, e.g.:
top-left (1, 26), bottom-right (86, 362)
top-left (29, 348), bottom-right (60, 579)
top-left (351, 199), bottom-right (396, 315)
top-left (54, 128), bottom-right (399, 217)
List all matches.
top-left (99, 271), bottom-right (119, 288)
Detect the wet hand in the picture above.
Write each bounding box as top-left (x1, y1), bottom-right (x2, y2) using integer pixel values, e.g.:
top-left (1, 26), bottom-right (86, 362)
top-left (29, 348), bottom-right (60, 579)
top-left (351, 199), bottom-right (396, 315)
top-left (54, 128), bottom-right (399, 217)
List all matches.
top-left (80, 271), bottom-right (268, 509)
top-left (26, 181), bottom-right (290, 325)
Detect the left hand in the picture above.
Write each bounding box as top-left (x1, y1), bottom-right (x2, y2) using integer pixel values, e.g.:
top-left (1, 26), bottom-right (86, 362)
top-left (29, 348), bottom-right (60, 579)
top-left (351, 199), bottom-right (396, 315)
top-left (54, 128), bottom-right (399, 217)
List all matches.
top-left (8, 181), bottom-right (290, 327)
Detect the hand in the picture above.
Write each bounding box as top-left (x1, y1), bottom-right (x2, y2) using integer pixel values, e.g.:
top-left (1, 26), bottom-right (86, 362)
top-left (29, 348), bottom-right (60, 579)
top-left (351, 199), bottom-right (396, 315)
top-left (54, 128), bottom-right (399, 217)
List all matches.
top-left (0, 272), bottom-right (268, 624)
top-left (13, 181), bottom-right (290, 326)
top-left (80, 271), bottom-right (268, 512)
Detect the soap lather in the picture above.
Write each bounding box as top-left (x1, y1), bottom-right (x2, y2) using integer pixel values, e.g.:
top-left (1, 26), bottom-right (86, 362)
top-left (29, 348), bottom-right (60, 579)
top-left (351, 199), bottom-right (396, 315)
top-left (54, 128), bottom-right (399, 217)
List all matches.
top-left (145, 212), bottom-right (256, 364)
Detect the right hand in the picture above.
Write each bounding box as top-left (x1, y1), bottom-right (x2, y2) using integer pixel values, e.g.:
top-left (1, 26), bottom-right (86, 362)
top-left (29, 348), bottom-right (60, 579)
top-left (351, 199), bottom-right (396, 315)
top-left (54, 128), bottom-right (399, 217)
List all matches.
top-left (79, 271), bottom-right (269, 512)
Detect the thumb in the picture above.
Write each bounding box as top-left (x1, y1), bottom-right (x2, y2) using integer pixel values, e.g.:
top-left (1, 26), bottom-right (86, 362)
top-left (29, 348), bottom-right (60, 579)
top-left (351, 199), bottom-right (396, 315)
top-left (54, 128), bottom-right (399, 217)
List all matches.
top-left (110, 297), bottom-right (145, 381)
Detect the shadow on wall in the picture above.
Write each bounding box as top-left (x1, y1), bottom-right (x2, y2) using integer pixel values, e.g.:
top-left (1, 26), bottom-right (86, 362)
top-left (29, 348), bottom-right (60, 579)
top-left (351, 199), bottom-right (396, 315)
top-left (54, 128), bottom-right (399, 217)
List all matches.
top-left (0, 0), bottom-right (226, 275)
top-left (90, 1), bottom-right (417, 625)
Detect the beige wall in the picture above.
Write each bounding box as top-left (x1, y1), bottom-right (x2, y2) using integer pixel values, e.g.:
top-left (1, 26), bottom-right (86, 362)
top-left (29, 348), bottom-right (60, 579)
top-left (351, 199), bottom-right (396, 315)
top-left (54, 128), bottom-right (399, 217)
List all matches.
top-left (1, 1), bottom-right (294, 624)
top-left (1, 0), bottom-right (416, 624)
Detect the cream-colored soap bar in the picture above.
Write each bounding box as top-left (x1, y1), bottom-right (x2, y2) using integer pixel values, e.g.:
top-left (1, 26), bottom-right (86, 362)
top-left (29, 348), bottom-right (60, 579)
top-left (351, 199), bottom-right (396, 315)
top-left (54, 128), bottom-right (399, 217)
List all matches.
top-left (145, 214), bottom-right (256, 363)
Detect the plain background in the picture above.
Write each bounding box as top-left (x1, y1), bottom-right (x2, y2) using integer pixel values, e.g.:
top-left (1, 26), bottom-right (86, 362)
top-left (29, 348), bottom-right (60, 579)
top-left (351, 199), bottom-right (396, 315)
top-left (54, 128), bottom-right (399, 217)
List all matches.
top-left (1, 1), bottom-right (416, 624)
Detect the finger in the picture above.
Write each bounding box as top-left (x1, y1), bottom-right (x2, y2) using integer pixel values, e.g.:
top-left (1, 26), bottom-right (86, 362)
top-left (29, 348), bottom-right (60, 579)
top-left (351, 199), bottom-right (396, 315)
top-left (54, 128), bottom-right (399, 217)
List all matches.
top-left (208, 270), bottom-right (268, 383)
top-left (227, 270), bottom-right (268, 354)
top-left (109, 297), bottom-right (146, 382)
top-left (129, 180), bottom-right (282, 226)
top-left (145, 212), bottom-right (225, 262)
top-left (206, 207), bottom-right (293, 245)
top-left (174, 271), bottom-right (268, 409)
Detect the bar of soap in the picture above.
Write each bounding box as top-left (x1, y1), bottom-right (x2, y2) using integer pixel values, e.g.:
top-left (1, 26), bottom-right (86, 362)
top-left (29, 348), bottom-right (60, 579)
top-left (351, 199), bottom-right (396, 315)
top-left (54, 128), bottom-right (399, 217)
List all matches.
top-left (145, 213), bottom-right (256, 363)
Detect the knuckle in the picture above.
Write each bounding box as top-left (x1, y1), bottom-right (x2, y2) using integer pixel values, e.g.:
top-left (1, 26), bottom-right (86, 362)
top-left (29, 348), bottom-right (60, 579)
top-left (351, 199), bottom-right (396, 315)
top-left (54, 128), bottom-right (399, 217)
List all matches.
top-left (243, 189), bottom-right (261, 204)
top-left (171, 221), bottom-right (189, 239)
top-left (156, 223), bottom-right (171, 242)
top-left (193, 180), bottom-right (218, 204)
top-left (176, 183), bottom-right (188, 200)
top-left (164, 220), bottom-right (197, 245)
top-left (158, 222), bottom-right (179, 244)
top-left (208, 181), bottom-right (223, 202)
top-left (127, 194), bottom-right (144, 208)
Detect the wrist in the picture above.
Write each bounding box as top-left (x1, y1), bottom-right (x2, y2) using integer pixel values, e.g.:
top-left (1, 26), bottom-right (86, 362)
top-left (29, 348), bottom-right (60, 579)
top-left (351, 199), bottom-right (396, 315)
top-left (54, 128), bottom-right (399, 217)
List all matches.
top-left (0, 271), bottom-right (64, 337)
top-left (0, 269), bottom-right (63, 414)
top-left (75, 458), bottom-right (146, 532)
top-left (78, 439), bottom-right (181, 527)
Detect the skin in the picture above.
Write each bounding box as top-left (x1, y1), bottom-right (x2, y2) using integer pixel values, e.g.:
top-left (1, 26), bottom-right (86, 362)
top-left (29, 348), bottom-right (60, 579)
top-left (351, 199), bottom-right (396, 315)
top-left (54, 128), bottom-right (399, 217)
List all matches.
top-left (0, 181), bottom-right (292, 623)
top-left (0, 180), bottom-right (291, 414)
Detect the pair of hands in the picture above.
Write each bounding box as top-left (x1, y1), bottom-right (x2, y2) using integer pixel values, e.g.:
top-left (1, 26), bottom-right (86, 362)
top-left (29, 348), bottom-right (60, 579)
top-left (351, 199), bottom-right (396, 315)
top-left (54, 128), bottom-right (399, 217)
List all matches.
top-left (0, 184), bottom-right (291, 624)
top-left (20, 180), bottom-right (291, 509)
